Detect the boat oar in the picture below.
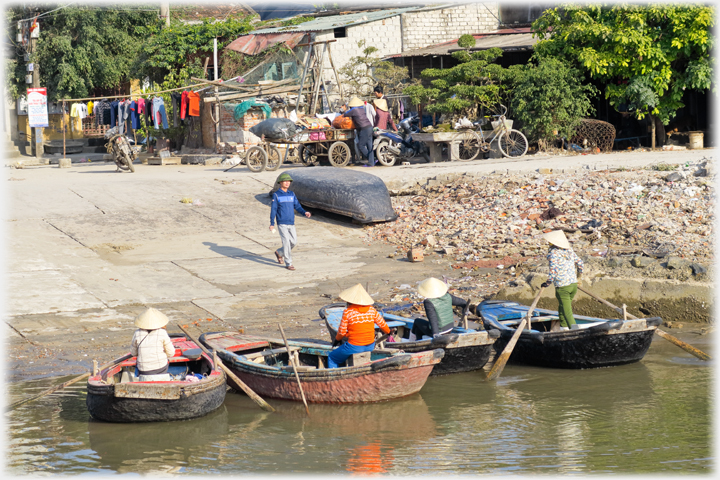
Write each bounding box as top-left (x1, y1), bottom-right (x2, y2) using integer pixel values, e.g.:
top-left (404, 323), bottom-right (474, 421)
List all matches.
top-left (577, 286), bottom-right (711, 361)
top-left (278, 323), bottom-right (310, 416)
top-left (8, 352), bottom-right (132, 410)
top-left (177, 324), bottom-right (275, 412)
top-left (460, 298), bottom-right (472, 329)
top-left (486, 286), bottom-right (545, 381)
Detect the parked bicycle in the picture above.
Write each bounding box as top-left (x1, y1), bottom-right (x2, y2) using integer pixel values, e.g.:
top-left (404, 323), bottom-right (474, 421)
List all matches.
top-left (453, 105), bottom-right (528, 160)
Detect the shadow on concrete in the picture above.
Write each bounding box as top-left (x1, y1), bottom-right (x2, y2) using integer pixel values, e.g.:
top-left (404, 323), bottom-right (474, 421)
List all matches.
top-left (203, 241), bottom-right (278, 266)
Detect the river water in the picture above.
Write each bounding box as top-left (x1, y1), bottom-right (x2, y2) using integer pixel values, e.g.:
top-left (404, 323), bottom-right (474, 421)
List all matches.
top-left (5, 335), bottom-right (712, 475)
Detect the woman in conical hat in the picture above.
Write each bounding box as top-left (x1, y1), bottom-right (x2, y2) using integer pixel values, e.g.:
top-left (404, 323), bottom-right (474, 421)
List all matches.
top-left (540, 230), bottom-right (584, 330)
top-left (328, 284), bottom-right (394, 368)
top-left (372, 97), bottom-right (397, 132)
top-left (130, 307), bottom-right (175, 377)
top-left (409, 277), bottom-right (472, 341)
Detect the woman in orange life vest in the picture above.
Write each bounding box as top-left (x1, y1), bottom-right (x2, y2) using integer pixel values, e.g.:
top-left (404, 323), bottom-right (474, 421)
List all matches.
top-left (328, 284), bottom-right (396, 368)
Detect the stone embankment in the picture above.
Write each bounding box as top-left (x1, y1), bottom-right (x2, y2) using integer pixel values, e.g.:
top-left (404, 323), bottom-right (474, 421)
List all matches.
top-left (364, 157), bottom-right (714, 323)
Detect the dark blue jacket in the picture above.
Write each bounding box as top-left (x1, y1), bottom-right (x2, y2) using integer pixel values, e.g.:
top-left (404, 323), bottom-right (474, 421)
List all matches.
top-left (270, 189), bottom-right (306, 226)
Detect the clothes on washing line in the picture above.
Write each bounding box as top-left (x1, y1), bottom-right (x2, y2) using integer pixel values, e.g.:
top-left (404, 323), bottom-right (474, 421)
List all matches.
top-left (181, 91), bottom-right (189, 120)
top-left (70, 103), bottom-right (88, 119)
top-left (170, 92), bottom-right (182, 127)
top-left (87, 101), bottom-right (94, 115)
top-left (187, 91), bottom-right (201, 117)
top-left (152, 97), bottom-right (169, 129)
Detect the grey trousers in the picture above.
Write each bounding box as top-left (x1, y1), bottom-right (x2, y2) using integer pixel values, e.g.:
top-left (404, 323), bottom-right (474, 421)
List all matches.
top-left (277, 224), bottom-right (297, 266)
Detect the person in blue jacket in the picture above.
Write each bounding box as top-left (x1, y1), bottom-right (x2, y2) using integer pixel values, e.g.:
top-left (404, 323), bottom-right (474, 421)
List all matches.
top-left (269, 173), bottom-right (311, 271)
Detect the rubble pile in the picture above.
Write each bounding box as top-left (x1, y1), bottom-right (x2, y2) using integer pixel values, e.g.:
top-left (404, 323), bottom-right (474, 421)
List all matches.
top-left (364, 158), bottom-right (715, 272)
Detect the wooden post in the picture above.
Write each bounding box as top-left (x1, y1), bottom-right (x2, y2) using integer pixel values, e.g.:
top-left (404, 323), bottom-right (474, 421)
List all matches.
top-left (62, 101), bottom-right (66, 159)
top-left (278, 323), bottom-right (310, 416)
top-left (296, 44), bottom-right (314, 112)
top-left (311, 43), bottom-right (328, 115)
top-left (92, 360), bottom-right (98, 376)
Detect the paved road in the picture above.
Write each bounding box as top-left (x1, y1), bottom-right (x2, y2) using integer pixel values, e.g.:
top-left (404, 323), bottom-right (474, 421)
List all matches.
top-left (4, 147), bottom-right (714, 380)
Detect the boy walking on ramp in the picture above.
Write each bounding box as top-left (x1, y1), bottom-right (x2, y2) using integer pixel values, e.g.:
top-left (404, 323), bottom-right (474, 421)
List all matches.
top-left (269, 173), bottom-right (311, 271)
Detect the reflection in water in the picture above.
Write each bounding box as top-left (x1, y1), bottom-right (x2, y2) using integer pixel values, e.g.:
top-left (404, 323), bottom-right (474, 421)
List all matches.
top-left (5, 337), bottom-right (712, 475)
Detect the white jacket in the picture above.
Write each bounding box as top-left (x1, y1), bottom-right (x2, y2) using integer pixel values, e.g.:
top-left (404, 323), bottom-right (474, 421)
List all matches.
top-left (131, 328), bottom-right (175, 372)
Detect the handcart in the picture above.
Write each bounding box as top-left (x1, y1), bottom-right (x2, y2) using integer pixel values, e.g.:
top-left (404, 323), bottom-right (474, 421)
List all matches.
top-left (243, 129), bottom-right (357, 172)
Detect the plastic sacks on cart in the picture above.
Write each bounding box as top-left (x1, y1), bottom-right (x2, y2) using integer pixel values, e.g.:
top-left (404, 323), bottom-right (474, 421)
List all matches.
top-left (332, 116), bottom-right (355, 129)
top-left (249, 118), bottom-right (297, 141)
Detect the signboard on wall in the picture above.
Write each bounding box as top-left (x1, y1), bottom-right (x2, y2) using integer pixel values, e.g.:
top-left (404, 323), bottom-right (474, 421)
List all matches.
top-left (27, 87), bottom-right (49, 127)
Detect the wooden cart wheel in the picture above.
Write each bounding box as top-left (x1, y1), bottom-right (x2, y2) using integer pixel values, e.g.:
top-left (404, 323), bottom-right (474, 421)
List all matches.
top-left (328, 141), bottom-right (351, 167)
top-left (265, 145), bottom-right (282, 171)
top-left (245, 145), bottom-right (268, 172)
top-left (375, 139), bottom-right (396, 167)
top-left (300, 144), bottom-right (319, 166)
top-left (455, 130), bottom-right (482, 161)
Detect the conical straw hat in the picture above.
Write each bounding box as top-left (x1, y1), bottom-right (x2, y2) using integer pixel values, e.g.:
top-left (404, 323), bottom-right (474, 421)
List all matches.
top-left (134, 307), bottom-right (170, 330)
top-left (347, 97), bottom-right (364, 108)
top-left (543, 230), bottom-right (571, 249)
top-left (418, 277), bottom-right (449, 299)
top-left (338, 283), bottom-right (374, 306)
top-left (372, 98), bottom-right (388, 112)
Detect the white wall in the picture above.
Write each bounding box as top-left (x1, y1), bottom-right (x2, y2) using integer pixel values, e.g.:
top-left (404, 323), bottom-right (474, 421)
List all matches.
top-left (401, 3), bottom-right (500, 51)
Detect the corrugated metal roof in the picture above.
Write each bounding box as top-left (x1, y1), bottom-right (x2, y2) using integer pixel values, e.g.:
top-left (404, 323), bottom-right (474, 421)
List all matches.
top-left (250, 7), bottom-right (418, 34)
top-left (384, 28), bottom-right (541, 58)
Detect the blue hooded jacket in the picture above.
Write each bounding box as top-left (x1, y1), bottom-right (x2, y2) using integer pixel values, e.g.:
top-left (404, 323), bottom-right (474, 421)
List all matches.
top-left (270, 189), bottom-right (307, 226)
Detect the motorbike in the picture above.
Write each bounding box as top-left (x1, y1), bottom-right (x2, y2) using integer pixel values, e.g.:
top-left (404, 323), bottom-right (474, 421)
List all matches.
top-left (104, 126), bottom-right (138, 172)
top-left (372, 114), bottom-right (429, 166)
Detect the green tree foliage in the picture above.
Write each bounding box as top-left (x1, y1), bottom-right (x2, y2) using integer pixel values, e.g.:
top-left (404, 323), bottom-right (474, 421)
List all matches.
top-left (339, 40), bottom-right (415, 98)
top-left (505, 56), bottom-right (598, 148)
top-left (403, 44), bottom-right (505, 118)
top-left (532, 3), bottom-right (715, 124)
top-left (5, 5), bottom-right (159, 100)
top-left (133, 15), bottom-right (255, 89)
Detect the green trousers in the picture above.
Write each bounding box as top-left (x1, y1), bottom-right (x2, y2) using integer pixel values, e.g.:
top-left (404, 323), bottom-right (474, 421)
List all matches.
top-left (555, 283), bottom-right (578, 328)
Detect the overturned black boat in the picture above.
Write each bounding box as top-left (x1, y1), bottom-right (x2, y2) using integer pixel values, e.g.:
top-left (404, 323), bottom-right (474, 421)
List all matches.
top-left (273, 168), bottom-right (397, 223)
top-left (320, 303), bottom-right (500, 375)
top-left (477, 299), bottom-right (662, 369)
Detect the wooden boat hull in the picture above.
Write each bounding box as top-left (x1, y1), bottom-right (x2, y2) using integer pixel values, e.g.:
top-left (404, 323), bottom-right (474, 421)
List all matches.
top-left (320, 303), bottom-right (500, 375)
top-left (200, 332), bottom-right (443, 404)
top-left (86, 336), bottom-right (226, 423)
top-left (273, 167), bottom-right (398, 223)
top-left (477, 299), bottom-right (662, 369)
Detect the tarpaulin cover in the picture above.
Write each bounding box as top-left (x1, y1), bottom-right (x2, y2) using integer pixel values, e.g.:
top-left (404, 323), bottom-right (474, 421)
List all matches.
top-left (225, 33), bottom-right (305, 55)
top-left (234, 98), bottom-right (271, 120)
top-left (249, 118), bottom-right (297, 141)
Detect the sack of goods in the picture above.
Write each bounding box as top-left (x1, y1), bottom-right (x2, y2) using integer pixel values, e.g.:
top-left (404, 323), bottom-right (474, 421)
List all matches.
top-left (332, 115), bottom-right (355, 130)
top-left (249, 118), bottom-right (298, 141)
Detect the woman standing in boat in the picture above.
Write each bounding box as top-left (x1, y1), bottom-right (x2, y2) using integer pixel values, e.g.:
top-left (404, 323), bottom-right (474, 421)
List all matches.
top-left (329, 284), bottom-right (393, 368)
top-left (410, 277), bottom-right (470, 341)
top-left (540, 230), bottom-right (584, 330)
top-left (131, 307), bottom-right (176, 378)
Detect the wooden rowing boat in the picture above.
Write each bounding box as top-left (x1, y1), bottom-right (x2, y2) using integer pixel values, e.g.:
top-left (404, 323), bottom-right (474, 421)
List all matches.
top-left (198, 331), bottom-right (443, 403)
top-left (477, 299), bottom-right (663, 369)
top-left (86, 334), bottom-right (226, 422)
top-left (320, 303), bottom-right (500, 375)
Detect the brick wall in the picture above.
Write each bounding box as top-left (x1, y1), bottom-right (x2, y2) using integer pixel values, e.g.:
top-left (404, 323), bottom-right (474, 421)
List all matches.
top-left (401, 3), bottom-right (500, 51)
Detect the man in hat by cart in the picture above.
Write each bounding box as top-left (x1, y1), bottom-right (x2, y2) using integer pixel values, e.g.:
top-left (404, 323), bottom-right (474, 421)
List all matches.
top-left (130, 307), bottom-right (175, 380)
top-left (328, 284), bottom-right (395, 368)
top-left (270, 173), bottom-right (311, 271)
top-left (409, 277), bottom-right (471, 341)
top-left (540, 230), bottom-right (584, 330)
top-left (341, 97), bottom-right (376, 167)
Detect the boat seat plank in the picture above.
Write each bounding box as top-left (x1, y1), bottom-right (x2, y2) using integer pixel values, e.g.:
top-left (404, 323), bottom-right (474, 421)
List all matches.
top-left (243, 346), bottom-right (301, 360)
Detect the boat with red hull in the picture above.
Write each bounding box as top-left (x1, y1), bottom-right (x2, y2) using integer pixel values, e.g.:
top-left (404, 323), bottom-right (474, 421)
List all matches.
top-left (86, 334), bottom-right (226, 422)
top-left (199, 331), bottom-right (443, 404)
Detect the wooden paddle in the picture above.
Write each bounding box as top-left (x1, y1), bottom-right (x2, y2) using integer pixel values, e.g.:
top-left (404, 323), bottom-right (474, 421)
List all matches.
top-left (486, 286), bottom-right (545, 381)
top-left (460, 298), bottom-right (472, 329)
top-left (577, 286), bottom-right (711, 361)
top-left (177, 324), bottom-right (275, 412)
top-left (278, 323), bottom-right (310, 416)
top-left (8, 352), bottom-right (132, 410)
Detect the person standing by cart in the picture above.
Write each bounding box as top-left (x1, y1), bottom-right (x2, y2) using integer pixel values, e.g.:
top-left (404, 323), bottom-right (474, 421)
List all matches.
top-left (269, 173), bottom-right (311, 271)
top-left (342, 97), bottom-right (376, 167)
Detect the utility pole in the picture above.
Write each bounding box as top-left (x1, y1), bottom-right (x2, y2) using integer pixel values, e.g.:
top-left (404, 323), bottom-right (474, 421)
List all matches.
top-left (28, 21), bottom-right (43, 162)
top-left (160, 2), bottom-right (170, 27)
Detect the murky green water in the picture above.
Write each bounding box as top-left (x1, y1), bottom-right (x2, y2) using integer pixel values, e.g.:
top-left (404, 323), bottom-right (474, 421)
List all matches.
top-left (5, 336), bottom-right (712, 475)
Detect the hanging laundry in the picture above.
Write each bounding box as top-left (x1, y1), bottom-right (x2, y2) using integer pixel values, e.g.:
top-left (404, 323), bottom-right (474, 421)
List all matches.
top-left (70, 102), bottom-right (88, 119)
top-left (87, 101), bottom-right (94, 116)
top-left (170, 92), bottom-right (182, 127)
top-left (129, 100), bottom-right (141, 130)
top-left (94, 100), bottom-right (111, 126)
top-left (118, 99), bottom-right (131, 134)
top-left (152, 96), bottom-right (169, 129)
top-left (181, 91), bottom-right (189, 120)
top-left (110, 100), bottom-right (119, 128)
top-left (187, 91), bottom-right (201, 117)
